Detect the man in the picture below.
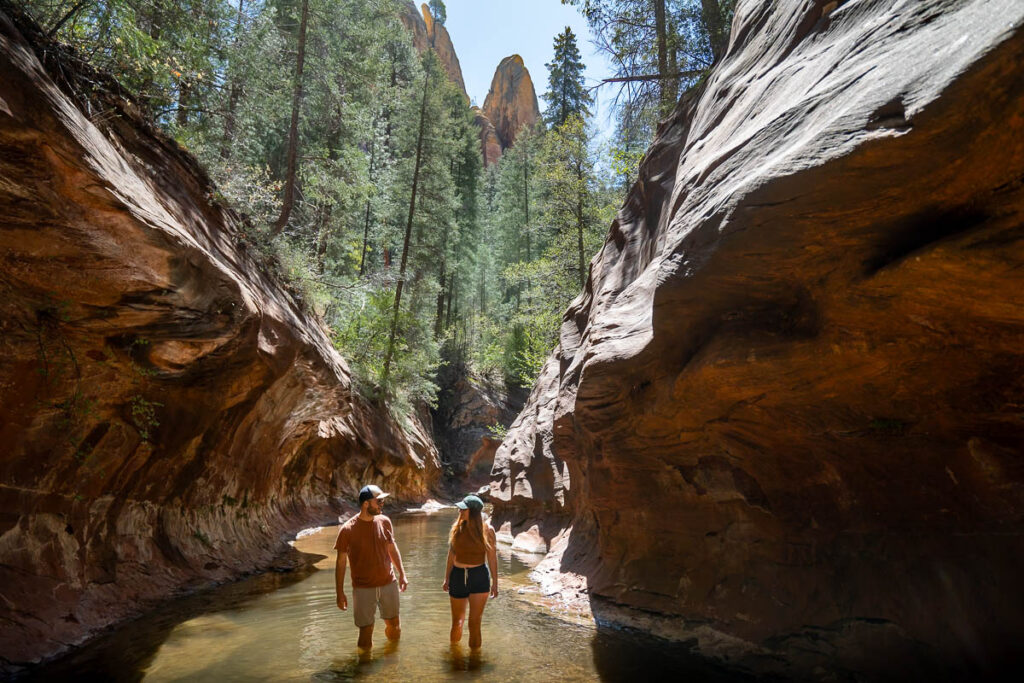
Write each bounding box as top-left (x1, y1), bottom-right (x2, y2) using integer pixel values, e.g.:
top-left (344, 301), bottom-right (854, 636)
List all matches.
top-left (334, 484), bottom-right (409, 650)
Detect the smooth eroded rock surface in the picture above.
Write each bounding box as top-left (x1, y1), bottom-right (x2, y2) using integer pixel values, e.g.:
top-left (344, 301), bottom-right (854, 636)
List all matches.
top-left (492, 0), bottom-right (1024, 676)
top-left (0, 10), bottom-right (439, 671)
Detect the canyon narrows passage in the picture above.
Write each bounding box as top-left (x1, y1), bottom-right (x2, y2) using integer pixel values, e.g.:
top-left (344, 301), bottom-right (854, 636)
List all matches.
top-left (2, 0), bottom-right (1023, 679)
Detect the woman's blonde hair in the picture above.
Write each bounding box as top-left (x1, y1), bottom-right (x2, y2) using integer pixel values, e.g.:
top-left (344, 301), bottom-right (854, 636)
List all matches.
top-left (449, 506), bottom-right (492, 551)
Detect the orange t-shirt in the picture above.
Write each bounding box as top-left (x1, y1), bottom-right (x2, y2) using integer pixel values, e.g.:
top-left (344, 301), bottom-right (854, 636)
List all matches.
top-left (334, 515), bottom-right (396, 588)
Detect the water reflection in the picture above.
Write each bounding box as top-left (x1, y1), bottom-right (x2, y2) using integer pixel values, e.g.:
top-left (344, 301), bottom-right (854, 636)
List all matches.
top-left (29, 513), bottom-right (752, 681)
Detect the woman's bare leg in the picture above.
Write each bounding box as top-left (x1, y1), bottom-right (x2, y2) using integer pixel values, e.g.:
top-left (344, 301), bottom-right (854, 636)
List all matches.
top-left (467, 593), bottom-right (488, 649)
top-left (449, 597), bottom-right (468, 643)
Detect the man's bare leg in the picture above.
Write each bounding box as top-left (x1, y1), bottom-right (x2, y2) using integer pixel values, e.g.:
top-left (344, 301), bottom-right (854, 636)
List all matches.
top-left (384, 616), bottom-right (401, 641)
top-left (357, 624), bottom-right (374, 650)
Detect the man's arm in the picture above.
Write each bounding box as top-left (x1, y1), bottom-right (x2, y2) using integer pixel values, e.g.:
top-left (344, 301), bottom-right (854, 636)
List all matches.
top-left (387, 542), bottom-right (408, 591)
top-left (335, 551), bottom-right (348, 610)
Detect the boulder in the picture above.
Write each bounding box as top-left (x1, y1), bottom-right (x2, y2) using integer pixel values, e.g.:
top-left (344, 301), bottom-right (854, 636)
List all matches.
top-left (491, 0), bottom-right (1024, 676)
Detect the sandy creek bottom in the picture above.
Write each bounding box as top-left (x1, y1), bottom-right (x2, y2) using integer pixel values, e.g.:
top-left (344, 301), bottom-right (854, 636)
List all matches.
top-left (31, 512), bottom-right (758, 682)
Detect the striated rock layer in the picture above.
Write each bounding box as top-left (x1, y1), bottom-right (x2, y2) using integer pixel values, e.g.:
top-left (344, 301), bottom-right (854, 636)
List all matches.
top-left (492, 0), bottom-right (1024, 677)
top-left (0, 9), bottom-right (439, 672)
top-left (481, 55), bottom-right (540, 159)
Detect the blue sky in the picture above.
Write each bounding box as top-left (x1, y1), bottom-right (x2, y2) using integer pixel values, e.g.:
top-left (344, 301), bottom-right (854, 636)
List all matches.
top-left (434, 0), bottom-right (616, 139)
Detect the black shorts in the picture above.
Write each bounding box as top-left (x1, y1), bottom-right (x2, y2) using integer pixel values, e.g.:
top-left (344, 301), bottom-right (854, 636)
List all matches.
top-left (448, 564), bottom-right (489, 598)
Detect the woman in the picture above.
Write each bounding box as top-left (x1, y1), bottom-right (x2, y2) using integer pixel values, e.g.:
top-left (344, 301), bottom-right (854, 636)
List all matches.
top-left (442, 494), bottom-right (498, 648)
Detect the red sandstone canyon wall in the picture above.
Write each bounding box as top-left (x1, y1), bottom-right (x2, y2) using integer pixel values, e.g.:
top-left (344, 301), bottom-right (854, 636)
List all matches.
top-left (0, 10), bottom-right (439, 671)
top-left (491, 0), bottom-right (1024, 677)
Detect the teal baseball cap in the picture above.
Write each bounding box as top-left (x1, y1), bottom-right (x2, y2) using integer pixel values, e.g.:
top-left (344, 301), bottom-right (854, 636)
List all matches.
top-left (456, 494), bottom-right (483, 511)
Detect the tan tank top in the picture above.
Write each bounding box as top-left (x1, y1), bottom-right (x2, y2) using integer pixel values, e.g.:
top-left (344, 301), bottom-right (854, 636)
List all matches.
top-left (451, 526), bottom-right (487, 565)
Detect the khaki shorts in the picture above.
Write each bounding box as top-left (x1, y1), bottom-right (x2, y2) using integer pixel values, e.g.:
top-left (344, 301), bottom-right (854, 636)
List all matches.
top-left (352, 580), bottom-right (399, 628)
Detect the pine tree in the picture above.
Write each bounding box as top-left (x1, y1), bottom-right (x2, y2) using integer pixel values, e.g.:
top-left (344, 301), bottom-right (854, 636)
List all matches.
top-left (542, 27), bottom-right (592, 128)
top-left (562, 0), bottom-right (737, 144)
top-left (272, 0), bottom-right (310, 235)
top-left (428, 0), bottom-right (446, 26)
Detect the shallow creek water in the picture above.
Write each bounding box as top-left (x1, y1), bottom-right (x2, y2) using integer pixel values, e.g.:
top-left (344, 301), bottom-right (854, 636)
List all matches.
top-left (32, 512), bottom-right (755, 681)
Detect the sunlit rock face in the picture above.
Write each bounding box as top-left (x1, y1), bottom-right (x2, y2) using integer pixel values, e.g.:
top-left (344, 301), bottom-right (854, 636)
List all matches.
top-left (419, 3), bottom-right (467, 98)
top-left (0, 10), bottom-right (439, 671)
top-left (399, 1), bottom-right (430, 54)
top-left (399, 1), bottom-right (468, 100)
top-left (491, 0), bottom-right (1024, 676)
top-left (482, 55), bottom-right (541, 156)
top-left (398, 3), bottom-right (538, 167)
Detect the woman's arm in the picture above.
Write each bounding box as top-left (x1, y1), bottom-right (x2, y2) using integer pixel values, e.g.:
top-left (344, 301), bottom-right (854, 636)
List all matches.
top-left (486, 526), bottom-right (498, 598)
top-left (442, 546), bottom-right (454, 591)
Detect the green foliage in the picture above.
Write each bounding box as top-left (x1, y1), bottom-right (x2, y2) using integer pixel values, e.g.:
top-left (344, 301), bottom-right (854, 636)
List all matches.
top-left (562, 0), bottom-right (737, 152)
top-left (192, 529), bottom-right (213, 547)
top-left (21, 0), bottom-right (631, 417)
top-left (543, 27), bottom-right (592, 127)
top-left (428, 0), bottom-right (446, 25)
top-left (129, 395), bottom-right (162, 442)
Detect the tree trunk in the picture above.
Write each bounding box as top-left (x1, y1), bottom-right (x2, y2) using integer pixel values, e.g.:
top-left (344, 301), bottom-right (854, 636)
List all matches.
top-left (445, 275), bottom-right (455, 330)
top-left (273, 0), bottom-right (310, 235)
top-left (654, 0), bottom-right (676, 114)
top-left (176, 81), bottom-right (191, 127)
top-left (315, 203), bottom-right (333, 272)
top-left (576, 163), bottom-right (586, 288)
top-left (220, 0), bottom-right (245, 159)
top-left (701, 0), bottom-right (729, 63)
top-left (522, 140), bottom-right (531, 309)
top-left (359, 135), bottom-right (377, 276)
top-left (383, 74), bottom-right (430, 384)
top-left (434, 270), bottom-right (446, 339)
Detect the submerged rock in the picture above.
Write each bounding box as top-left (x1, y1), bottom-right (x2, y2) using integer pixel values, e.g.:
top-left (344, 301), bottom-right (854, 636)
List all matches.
top-left (0, 8), bottom-right (438, 671)
top-left (492, 0), bottom-right (1024, 677)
